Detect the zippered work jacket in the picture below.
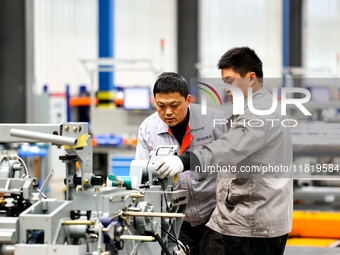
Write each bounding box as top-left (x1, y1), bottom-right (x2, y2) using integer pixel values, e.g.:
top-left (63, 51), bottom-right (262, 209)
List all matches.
top-left (136, 103), bottom-right (229, 226)
top-left (193, 87), bottom-right (293, 237)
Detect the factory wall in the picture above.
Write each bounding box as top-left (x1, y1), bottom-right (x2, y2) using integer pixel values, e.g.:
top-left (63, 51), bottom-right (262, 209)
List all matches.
top-left (33, 0), bottom-right (177, 96)
top-left (198, 0), bottom-right (283, 79)
top-left (30, 1), bottom-right (340, 95)
top-left (114, 0), bottom-right (177, 87)
top-left (303, 0), bottom-right (340, 78)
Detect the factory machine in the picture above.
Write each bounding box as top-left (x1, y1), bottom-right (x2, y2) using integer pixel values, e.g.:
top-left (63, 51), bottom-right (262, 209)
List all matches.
top-left (0, 123), bottom-right (188, 255)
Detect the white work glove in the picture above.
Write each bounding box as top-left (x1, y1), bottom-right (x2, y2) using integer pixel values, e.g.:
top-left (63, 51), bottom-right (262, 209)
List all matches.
top-left (155, 156), bottom-right (184, 179)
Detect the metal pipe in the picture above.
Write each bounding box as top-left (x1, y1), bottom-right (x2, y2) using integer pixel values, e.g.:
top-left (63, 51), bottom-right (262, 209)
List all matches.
top-left (62, 220), bottom-right (95, 226)
top-left (0, 244), bottom-right (15, 255)
top-left (123, 211), bottom-right (185, 218)
top-left (10, 129), bottom-right (77, 146)
top-left (120, 235), bottom-right (155, 241)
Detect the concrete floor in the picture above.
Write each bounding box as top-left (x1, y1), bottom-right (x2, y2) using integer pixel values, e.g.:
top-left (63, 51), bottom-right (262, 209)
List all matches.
top-left (285, 246), bottom-right (340, 255)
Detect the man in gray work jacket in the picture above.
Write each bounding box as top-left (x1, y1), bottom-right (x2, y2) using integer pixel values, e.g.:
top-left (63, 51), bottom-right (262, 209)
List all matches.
top-left (135, 72), bottom-right (229, 255)
top-left (155, 48), bottom-right (293, 255)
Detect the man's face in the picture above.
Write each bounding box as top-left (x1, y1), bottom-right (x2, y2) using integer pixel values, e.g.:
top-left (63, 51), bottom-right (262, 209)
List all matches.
top-left (221, 68), bottom-right (253, 103)
top-left (155, 92), bottom-right (191, 127)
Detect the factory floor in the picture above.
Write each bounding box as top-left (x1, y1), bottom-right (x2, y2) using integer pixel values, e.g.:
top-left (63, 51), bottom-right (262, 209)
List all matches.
top-left (285, 246), bottom-right (340, 254)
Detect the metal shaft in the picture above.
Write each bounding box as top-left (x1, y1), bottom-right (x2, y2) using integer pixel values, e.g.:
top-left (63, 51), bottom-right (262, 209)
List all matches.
top-left (10, 128), bottom-right (77, 146)
top-left (62, 220), bottom-right (95, 226)
top-left (120, 235), bottom-right (155, 241)
top-left (123, 211), bottom-right (185, 218)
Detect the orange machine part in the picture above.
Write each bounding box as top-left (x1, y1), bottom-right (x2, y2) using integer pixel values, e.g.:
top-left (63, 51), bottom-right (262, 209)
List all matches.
top-left (290, 210), bottom-right (340, 239)
top-left (70, 97), bottom-right (98, 106)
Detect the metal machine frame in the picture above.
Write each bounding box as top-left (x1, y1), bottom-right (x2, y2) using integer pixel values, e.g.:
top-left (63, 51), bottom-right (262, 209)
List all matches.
top-left (0, 122), bottom-right (188, 255)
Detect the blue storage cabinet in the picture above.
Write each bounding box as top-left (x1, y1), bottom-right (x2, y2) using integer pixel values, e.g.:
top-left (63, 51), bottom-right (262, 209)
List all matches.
top-left (110, 155), bottom-right (134, 176)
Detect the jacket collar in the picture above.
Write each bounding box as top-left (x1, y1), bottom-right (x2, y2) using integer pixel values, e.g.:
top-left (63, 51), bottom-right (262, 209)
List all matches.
top-left (244, 86), bottom-right (267, 109)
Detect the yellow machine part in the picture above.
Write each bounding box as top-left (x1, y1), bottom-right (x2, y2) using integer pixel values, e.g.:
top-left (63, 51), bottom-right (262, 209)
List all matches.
top-left (64, 133), bottom-right (88, 149)
top-left (287, 238), bottom-right (339, 247)
top-left (288, 210), bottom-right (340, 247)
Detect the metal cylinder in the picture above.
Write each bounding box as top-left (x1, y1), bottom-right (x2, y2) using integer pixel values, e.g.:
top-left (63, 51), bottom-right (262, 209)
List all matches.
top-left (0, 244), bottom-right (15, 255)
top-left (62, 220), bottom-right (95, 226)
top-left (10, 129), bottom-right (77, 146)
top-left (67, 225), bottom-right (87, 239)
top-left (123, 211), bottom-right (185, 218)
top-left (120, 235), bottom-right (155, 241)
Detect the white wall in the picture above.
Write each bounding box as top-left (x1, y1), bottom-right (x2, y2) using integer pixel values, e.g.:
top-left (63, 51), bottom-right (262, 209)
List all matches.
top-left (34, 0), bottom-right (340, 94)
top-left (33, 0), bottom-right (177, 96)
top-left (198, 0), bottom-right (283, 80)
top-left (34, 0), bottom-right (97, 96)
top-left (114, 0), bottom-right (177, 87)
top-left (303, 0), bottom-right (340, 78)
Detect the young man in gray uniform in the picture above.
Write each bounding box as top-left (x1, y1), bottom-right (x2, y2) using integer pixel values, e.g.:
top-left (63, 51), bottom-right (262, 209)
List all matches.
top-left (155, 48), bottom-right (293, 255)
top-left (135, 72), bottom-right (229, 255)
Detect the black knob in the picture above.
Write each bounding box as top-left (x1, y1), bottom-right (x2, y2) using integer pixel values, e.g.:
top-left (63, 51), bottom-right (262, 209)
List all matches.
top-left (91, 176), bottom-right (103, 186)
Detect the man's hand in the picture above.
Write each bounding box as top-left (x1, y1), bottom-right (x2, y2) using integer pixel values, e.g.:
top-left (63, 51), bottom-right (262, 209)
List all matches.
top-left (155, 156), bottom-right (184, 179)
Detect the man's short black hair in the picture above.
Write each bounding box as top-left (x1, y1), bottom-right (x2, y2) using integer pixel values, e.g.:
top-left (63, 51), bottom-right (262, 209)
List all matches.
top-left (217, 47), bottom-right (263, 79)
top-left (153, 72), bottom-right (189, 98)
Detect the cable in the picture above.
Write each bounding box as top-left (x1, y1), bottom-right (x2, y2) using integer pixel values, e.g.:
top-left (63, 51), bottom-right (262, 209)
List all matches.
top-left (128, 228), bottom-right (136, 247)
top-left (159, 179), bottom-right (177, 234)
top-left (144, 231), bottom-right (172, 255)
top-left (160, 227), bottom-right (190, 254)
top-left (158, 178), bottom-right (181, 251)
top-left (17, 156), bottom-right (29, 176)
top-left (160, 226), bottom-right (188, 253)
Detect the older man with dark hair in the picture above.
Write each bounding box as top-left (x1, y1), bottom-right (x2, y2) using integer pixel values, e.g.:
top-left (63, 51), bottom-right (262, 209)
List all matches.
top-left (136, 72), bottom-right (228, 255)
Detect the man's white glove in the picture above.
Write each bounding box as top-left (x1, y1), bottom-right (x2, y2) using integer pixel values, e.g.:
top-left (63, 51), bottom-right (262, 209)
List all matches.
top-left (155, 156), bottom-right (184, 179)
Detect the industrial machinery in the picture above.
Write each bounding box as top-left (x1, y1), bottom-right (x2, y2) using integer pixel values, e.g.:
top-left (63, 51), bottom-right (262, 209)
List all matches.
top-left (0, 123), bottom-right (188, 255)
top-left (287, 122), bottom-right (340, 250)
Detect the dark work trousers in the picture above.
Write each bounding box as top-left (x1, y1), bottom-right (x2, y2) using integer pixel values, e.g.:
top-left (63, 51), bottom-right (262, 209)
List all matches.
top-left (223, 234), bottom-right (288, 255)
top-left (179, 221), bottom-right (224, 255)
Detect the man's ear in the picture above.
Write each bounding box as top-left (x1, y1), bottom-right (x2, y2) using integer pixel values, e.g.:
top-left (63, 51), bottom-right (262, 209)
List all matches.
top-left (187, 94), bottom-right (191, 105)
top-left (249, 72), bottom-right (257, 87)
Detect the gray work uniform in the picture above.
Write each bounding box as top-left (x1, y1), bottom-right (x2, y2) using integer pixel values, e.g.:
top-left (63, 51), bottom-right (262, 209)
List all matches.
top-left (193, 87), bottom-right (293, 237)
top-left (135, 103), bottom-right (229, 226)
